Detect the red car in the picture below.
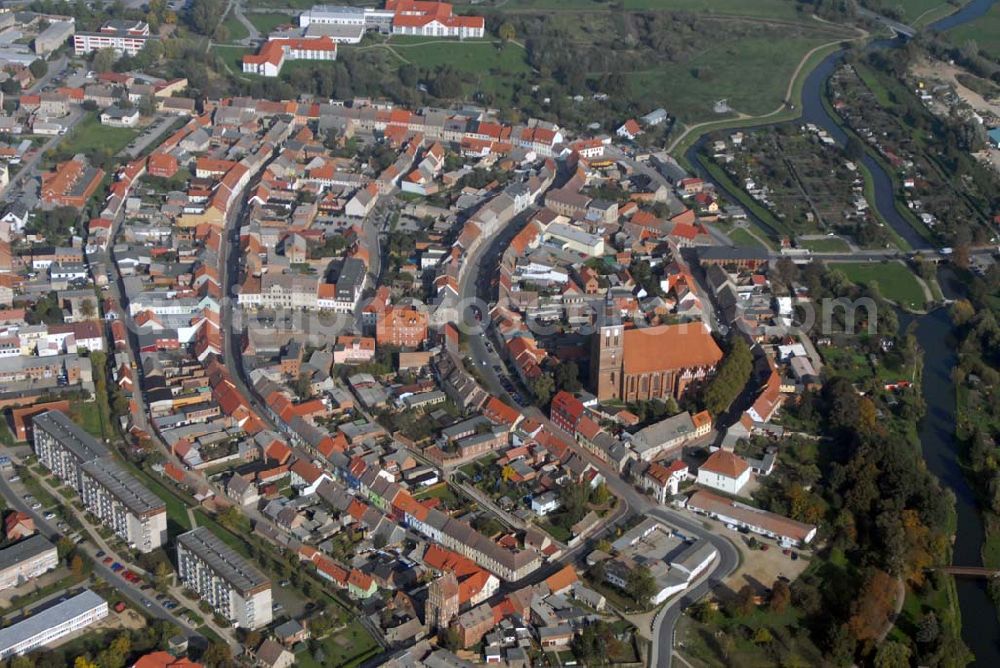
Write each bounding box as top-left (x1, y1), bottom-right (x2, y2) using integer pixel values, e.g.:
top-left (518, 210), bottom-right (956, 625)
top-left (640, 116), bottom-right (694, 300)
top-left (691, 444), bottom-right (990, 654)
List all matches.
top-left (102, 557), bottom-right (114, 565)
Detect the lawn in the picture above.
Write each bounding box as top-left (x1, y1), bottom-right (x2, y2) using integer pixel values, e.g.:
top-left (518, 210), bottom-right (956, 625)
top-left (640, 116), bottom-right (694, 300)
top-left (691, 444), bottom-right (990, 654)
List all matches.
top-left (0, 418), bottom-right (14, 446)
top-left (414, 482), bottom-right (461, 507)
top-left (946, 1), bottom-right (1000, 60)
top-left (211, 45), bottom-right (251, 76)
top-left (294, 624), bottom-right (381, 668)
top-left (221, 10), bottom-right (250, 42)
top-left (385, 39), bottom-right (531, 75)
top-left (59, 113), bottom-right (138, 156)
top-left (626, 35), bottom-right (840, 122)
top-left (498, 0), bottom-right (809, 19)
top-left (892, 0), bottom-right (964, 27)
top-left (800, 237), bottom-right (851, 252)
top-left (121, 460), bottom-right (192, 532)
top-left (833, 261), bottom-right (927, 311)
top-left (247, 12), bottom-right (295, 35)
top-left (69, 400), bottom-right (106, 441)
top-left (18, 467), bottom-right (60, 510)
top-left (726, 227), bottom-right (768, 250)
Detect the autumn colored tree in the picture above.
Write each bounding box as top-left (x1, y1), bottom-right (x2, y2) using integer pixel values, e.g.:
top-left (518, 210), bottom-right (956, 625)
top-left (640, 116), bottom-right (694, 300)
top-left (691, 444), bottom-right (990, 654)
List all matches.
top-left (769, 579), bottom-right (791, 613)
top-left (70, 555), bottom-right (84, 578)
top-left (848, 569), bottom-right (898, 642)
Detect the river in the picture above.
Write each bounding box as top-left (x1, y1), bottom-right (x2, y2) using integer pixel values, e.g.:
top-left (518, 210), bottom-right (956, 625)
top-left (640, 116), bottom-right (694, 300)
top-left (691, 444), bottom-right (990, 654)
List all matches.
top-left (683, 0), bottom-right (1000, 662)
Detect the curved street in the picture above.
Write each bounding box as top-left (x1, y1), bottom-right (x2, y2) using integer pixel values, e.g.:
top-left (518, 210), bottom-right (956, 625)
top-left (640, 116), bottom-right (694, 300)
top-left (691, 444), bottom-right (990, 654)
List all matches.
top-left (455, 190), bottom-right (741, 668)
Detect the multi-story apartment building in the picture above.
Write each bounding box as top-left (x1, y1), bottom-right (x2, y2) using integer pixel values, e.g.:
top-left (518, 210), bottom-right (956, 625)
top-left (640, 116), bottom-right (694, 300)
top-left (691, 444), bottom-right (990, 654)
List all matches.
top-left (0, 589), bottom-right (107, 659)
top-left (32, 410), bottom-right (107, 492)
top-left (79, 457), bottom-right (167, 553)
top-left (0, 535), bottom-right (59, 589)
top-left (176, 527), bottom-right (272, 630)
top-left (33, 411), bottom-right (167, 552)
top-left (73, 20), bottom-right (151, 56)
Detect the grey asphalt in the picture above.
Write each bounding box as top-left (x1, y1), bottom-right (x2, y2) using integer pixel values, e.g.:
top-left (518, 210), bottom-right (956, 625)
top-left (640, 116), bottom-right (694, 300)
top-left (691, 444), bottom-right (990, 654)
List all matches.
top-left (0, 467), bottom-right (197, 638)
top-left (456, 192), bottom-right (740, 668)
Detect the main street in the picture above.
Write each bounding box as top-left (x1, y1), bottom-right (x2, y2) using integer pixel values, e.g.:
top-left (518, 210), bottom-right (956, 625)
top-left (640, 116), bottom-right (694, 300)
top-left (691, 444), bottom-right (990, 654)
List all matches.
top-left (455, 189), bottom-right (740, 668)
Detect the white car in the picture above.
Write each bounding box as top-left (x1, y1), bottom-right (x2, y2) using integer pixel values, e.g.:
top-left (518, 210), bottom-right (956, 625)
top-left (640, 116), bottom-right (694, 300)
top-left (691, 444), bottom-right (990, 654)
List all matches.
top-left (30, 502), bottom-right (41, 510)
top-left (44, 512), bottom-right (55, 520)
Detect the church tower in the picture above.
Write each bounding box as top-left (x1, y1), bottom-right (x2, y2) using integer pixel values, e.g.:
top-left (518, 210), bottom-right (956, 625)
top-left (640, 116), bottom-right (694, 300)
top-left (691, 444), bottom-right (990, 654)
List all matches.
top-left (591, 302), bottom-right (623, 401)
top-left (425, 572), bottom-right (459, 629)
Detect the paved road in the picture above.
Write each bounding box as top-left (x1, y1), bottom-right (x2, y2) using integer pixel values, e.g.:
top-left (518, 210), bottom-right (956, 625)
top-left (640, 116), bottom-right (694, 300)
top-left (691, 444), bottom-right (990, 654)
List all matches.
top-left (0, 465), bottom-right (197, 637)
top-left (454, 183), bottom-right (740, 668)
top-left (26, 55), bottom-right (67, 93)
top-left (2, 107), bottom-right (84, 203)
top-left (856, 6), bottom-right (917, 37)
top-left (118, 114), bottom-right (181, 159)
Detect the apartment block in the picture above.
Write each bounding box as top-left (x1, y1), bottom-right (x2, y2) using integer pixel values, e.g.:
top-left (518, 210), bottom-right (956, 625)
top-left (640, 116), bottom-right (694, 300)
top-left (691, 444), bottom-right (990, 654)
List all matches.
top-left (0, 535), bottom-right (59, 589)
top-left (176, 527), bottom-right (272, 630)
top-left (80, 457), bottom-right (167, 553)
top-left (31, 410), bottom-right (108, 492)
top-left (73, 20), bottom-right (151, 56)
top-left (32, 410), bottom-right (166, 552)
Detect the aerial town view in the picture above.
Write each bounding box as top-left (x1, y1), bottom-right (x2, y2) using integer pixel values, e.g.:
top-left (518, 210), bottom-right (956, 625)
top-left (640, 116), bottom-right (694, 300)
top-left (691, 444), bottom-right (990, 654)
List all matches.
top-left (0, 0), bottom-right (996, 666)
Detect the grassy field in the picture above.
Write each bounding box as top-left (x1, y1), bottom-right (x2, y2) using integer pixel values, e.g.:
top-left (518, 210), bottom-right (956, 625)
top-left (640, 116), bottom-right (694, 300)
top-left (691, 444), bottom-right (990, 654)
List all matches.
top-left (626, 35), bottom-right (836, 121)
top-left (212, 45), bottom-right (252, 75)
top-left (726, 227), bottom-right (768, 249)
top-left (221, 10), bottom-right (250, 42)
top-left (496, 0), bottom-right (808, 19)
top-left (294, 626), bottom-right (380, 668)
top-left (386, 39), bottom-right (531, 74)
top-left (800, 237), bottom-right (852, 252)
top-left (834, 261), bottom-right (927, 311)
top-left (895, 0), bottom-right (960, 23)
top-left (946, 2), bottom-right (1000, 60)
top-left (59, 113), bottom-right (138, 156)
top-left (247, 12), bottom-right (295, 35)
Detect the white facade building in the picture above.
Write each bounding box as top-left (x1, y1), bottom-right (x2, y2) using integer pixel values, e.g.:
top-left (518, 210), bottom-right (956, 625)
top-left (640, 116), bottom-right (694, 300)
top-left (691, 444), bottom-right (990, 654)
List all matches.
top-left (176, 527), bottom-right (273, 630)
top-left (696, 450), bottom-right (751, 496)
top-left (0, 589), bottom-right (107, 659)
top-left (79, 457), bottom-right (167, 553)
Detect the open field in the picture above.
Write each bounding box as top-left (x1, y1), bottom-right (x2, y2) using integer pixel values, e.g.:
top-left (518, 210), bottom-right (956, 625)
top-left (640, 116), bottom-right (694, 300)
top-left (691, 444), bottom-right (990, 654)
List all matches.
top-left (626, 35), bottom-right (840, 121)
top-left (493, 0), bottom-right (808, 19)
top-left (386, 39), bottom-right (531, 74)
top-left (725, 227), bottom-right (768, 249)
top-left (59, 113), bottom-right (138, 156)
top-left (833, 261), bottom-right (927, 311)
top-left (946, 1), bottom-right (1000, 60)
top-left (212, 45), bottom-right (252, 75)
top-left (800, 237), bottom-right (852, 252)
top-left (669, 37), bottom-right (851, 157)
top-left (221, 10), bottom-right (250, 42)
top-left (247, 12), bottom-right (295, 35)
top-left (895, 0), bottom-right (960, 24)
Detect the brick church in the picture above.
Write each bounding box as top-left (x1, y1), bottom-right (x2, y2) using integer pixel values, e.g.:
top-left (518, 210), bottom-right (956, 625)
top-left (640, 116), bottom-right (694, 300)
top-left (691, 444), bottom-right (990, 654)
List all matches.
top-left (591, 309), bottom-right (724, 403)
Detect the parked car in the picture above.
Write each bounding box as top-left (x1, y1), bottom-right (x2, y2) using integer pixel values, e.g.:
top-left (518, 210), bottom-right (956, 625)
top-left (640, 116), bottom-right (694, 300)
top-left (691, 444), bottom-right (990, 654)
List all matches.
top-left (30, 502), bottom-right (41, 510)
top-left (102, 557), bottom-right (114, 565)
top-left (111, 562), bottom-right (123, 572)
top-left (96, 551), bottom-right (105, 558)
top-left (43, 512), bottom-right (55, 520)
